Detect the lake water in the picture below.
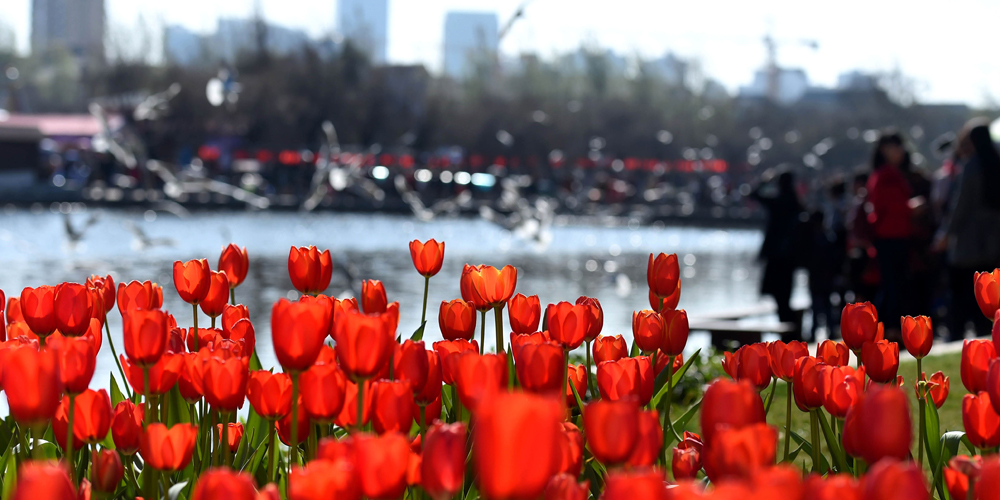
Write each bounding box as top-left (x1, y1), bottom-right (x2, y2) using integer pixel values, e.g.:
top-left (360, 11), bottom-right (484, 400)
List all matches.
top-left (0, 207), bottom-right (803, 394)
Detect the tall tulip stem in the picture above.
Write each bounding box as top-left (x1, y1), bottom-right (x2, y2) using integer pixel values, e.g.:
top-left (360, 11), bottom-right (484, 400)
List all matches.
top-left (810, 410), bottom-right (821, 473)
top-left (192, 304), bottom-right (200, 351)
top-left (662, 354), bottom-right (682, 458)
top-left (420, 275), bottom-right (430, 326)
top-left (649, 351), bottom-right (658, 410)
top-left (917, 357), bottom-right (925, 467)
top-left (230, 287), bottom-right (236, 306)
top-left (104, 315), bottom-right (133, 400)
top-left (142, 367), bottom-right (152, 427)
top-left (563, 348), bottom-right (570, 406)
top-left (494, 305), bottom-right (504, 354)
top-left (419, 404), bottom-right (427, 446)
top-left (66, 394), bottom-right (76, 482)
top-left (222, 413), bottom-right (231, 466)
top-left (783, 381), bottom-right (793, 461)
top-left (585, 341), bottom-right (593, 399)
top-left (267, 421), bottom-right (277, 482)
top-left (290, 372), bottom-right (301, 468)
top-left (355, 379), bottom-right (365, 431)
top-left (479, 311), bottom-right (487, 355)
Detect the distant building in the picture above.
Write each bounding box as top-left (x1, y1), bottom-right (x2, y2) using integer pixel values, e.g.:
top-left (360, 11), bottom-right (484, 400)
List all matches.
top-left (164, 19), bottom-right (313, 65)
top-left (643, 52), bottom-right (689, 86)
top-left (164, 25), bottom-right (206, 66)
top-left (739, 68), bottom-right (810, 105)
top-left (443, 11), bottom-right (499, 78)
top-left (31, 0), bottom-right (105, 63)
top-left (338, 0), bottom-right (388, 64)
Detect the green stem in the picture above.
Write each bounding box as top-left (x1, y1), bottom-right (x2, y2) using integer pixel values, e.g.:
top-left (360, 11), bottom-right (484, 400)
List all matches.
top-left (142, 367), bottom-right (151, 427)
top-left (563, 348), bottom-right (570, 407)
top-left (649, 351), bottom-right (658, 410)
top-left (104, 315), bottom-right (133, 399)
top-left (355, 379), bottom-right (364, 430)
top-left (662, 354), bottom-right (682, 459)
top-left (585, 341), bottom-right (593, 399)
top-left (419, 404), bottom-right (427, 448)
top-left (66, 395), bottom-right (76, 482)
top-left (222, 413), bottom-right (231, 467)
top-left (494, 305), bottom-right (504, 354)
top-left (267, 421), bottom-right (277, 483)
top-left (230, 287), bottom-right (236, 306)
top-left (290, 373), bottom-right (301, 468)
top-left (917, 357), bottom-right (925, 467)
top-left (420, 275), bottom-right (430, 326)
top-left (810, 410), bottom-right (821, 473)
top-left (783, 381), bottom-right (793, 461)
top-left (160, 389), bottom-right (169, 423)
top-left (479, 311), bottom-right (486, 354)
top-left (211, 316), bottom-right (216, 329)
top-left (192, 303), bottom-right (199, 351)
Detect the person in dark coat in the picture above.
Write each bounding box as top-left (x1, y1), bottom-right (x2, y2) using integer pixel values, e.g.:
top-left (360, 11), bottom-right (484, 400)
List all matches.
top-left (752, 169), bottom-right (805, 341)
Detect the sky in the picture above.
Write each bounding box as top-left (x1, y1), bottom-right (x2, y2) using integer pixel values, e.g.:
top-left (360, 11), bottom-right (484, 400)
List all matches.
top-left (4, 0), bottom-right (1000, 105)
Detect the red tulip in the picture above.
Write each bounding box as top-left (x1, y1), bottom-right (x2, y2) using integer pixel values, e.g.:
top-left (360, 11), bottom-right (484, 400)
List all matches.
top-left (703, 423), bottom-right (777, 481)
top-left (672, 442), bottom-right (701, 480)
top-left (223, 318), bottom-right (256, 357)
top-left (91, 449), bottom-right (124, 493)
top-left (278, 397), bottom-right (312, 445)
top-left (354, 432), bottom-right (411, 500)
top-left (5, 345), bottom-right (62, 426)
top-left (51, 334), bottom-right (96, 394)
top-left (121, 352), bottom-right (183, 396)
top-left (841, 302), bottom-right (879, 351)
top-left (221, 304), bottom-right (249, 331)
top-left (191, 468), bottom-right (257, 500)
top-left (335, 380), bottom-right (374, 428)
top-left (861, 339), bottom-right (899, 383)
top-left (647, 252), bottom-right (679, 298)
top-left (439, 299), bottom-right (476, 340)
top-left (215, 422), bottom-right (244, 453)
top-left (816, 340), bottom-right (850, 366)
top-left (55, 389), bottom-right (112, 447)
top-left (460, 265), bottom-right (491, 311)
top-left (583, 398), bottom-right (639, 465)
top-left (408, 238), bottom-right (445, 277)
top-left (433, 339), bottom-right (479, 385)
top-left (271, 298), bottom-right (331, 372)
top-left (735, 343), bottom-right (772, 390)
top-left (964, 391), bottom-right (1000, 449)
top-left (218, 244), bottom-right (250, 289)
top-left (575, 296), bottom-right (603, 342)
top-left (248, 370), bottom-right (292, 419)
top-left (565, 364), bottom-right (587, 406)
top-left (963, 339), bottom-right (997, 393)
top-left (289, 457), bottom-right (361, 500)
top-left (544, 474), bottom-right (588, 500)
top-left (602, 469), bottom-right (668, 500)
top-left (20, 286), bottom-right (56, 337)
top-left (361, 279), bottom-right (388, 314)
top-left (123, 309), bottom-right (168, 366)
top-left (466, 265), bottom-right (518, 306)
top-left (596, 356), bottom-right (654, 405)
top-left (649, 281), bottom-right (681, 312)
top-left (421, 422), bottom-right (466, 500)
top-left (371, 380), bottom-right (415, 434)
top-left (10, 461), bottom-right (77, 500)
top-left (455, 353), bottom-right (508, 413)
top-left (901, 315), bottom-right (932, 359)
top-left (173, 259), bottom-right (212, 304)
top-left (395, 340), bottom-right (430, 393)
top-left (53, 282), bottom-right (93, 336)
top-left (288, 246), bottom-right (332, 295)
top-left (631, 310), bottom-right (664, 353)
top-left (975, 269), bottom-right (1000, 320)
top-left (505, 293), bottom-right (540, 335)
top-left (860, 459), bottom-right (930, 500)
top-left (793, 356), bottom-right (825, 411)
top-left (203, 355), bottom-right (248, 411)
top-left (804, 474), bottom-right (860, 500)
top-left (556, 422), bottom-right (583, 477)
top-left (200, 271), bottom-right (230, 318)
top-left (474, 392), bottom-right (563, 500)
top-left (545, 302), bottom-right (592, 350)
top-left (660, 309), bottom-right (689, 357)
top-left (112, 400), bottom-right (144, 454)
top-left (842, 385), bottom-right (911, 463)
top-left (511, 331), bottom-right (551, 359)
top-left (768, 340), bottom-right (808, 381)
top-left (822, 365), bottom-right (864, 418)
top-left (920, 371), bottom-right (949, 409)
top-left (140, 423), bottom-right (198, 471)
top-left (6, 294), bottom-right (22, 323)
top-left (415, 349), bottom-right (442, 404)
top-left (700, 378), bottom-right (765, 446)
top-left (116, 280), bottom-right (163, 316)
top-left (333, 308), bottom-right (395, 380)
top-left (592, 334), bottom-right (627, 363)
top-left (722, 350), bottom-right (740, 379)
top-left (626, 410), bottom-right (663, 467)
top-left (515, 342), bottom-right (565, 395)
top-left (943, 456), bottom-right (980, 500)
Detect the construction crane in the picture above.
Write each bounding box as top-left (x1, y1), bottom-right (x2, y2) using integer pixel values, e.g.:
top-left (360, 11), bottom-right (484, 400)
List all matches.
top-left (763, 33), bottom-right (819, 102)
top-left (498, 1), bottom-right (536, 42)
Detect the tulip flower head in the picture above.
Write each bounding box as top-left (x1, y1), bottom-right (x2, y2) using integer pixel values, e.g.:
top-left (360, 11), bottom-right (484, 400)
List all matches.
top-left (962, 339), bottom-right (997, 393)
top-left (439, 299), bottom-right (477, 340)
top-left (507, 293), bottom-right (540, 335)
top-left (816, 339), bottom-right (850, 366)
top-left (901, 315), bottom-right (933, 359)
top-left (920, 371), bottom-right (949, 409)
top-left (963, 391), bottom-right (1000, 449)
top-left (91, 449), bottom-right (124, 493)
top-left (19, 285), bottom-right (56, 338)
top-left (288, 246), bottom-right (333, 295)
top-left (11, 461), bottom-right (77, 500)
top-left (596, 356), bottom-right (654, 406)
top-left (975, 269), bottom-right (1000, 320)
top-left (5, 344), bottom-right (63, 427)
top-left (191, 468), bottom-right (258, 500)
top-left (842, 384), bottom-right (911, 464)
top-left (592, 334), bottom-right (627, 364)
top-left (218, 243), bottom-right (250, 289)
top-left (409, 239), bottom-right (445, 277)
top-left (200, 271), bottom-right (230, 318)
top-left (112, 400), bottom-right (144, 454)
top-left (272, 298), bottom-right (332, 372)
top-left (140, 423), bottom-right (199, 472)
top-left (173, 259), bottom-right (212, 304)
top-left (768, 340), bottom-right (809, 381)
top-left (631, 309), bottom-right (664, 354)
top-left (575, 296), bottom-right (603, 342)
top-left (860, 339), bottom-right (899, 383)
top-left (647, 252), bottom-right (680, 299)
top-left (54, 282), bottom-right (94, 336)
top-left (660, 309), bottom-right (689, 357)
top-left (841, 302), bottom-right (880, 352)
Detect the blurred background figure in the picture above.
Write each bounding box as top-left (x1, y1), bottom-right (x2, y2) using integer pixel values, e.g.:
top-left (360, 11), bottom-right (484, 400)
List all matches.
top-left (935, 118), bottom-right (1000, 339)
top-left (751, 169), bottom-right (804, 341)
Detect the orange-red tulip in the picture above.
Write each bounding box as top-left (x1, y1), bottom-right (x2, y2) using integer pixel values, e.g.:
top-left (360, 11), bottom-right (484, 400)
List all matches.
top-left (860, 459), bottom-right (930, 500)
top-left (700, 378), bottom-right (766, 446)
top-left (371, 380), bottom-right (415, 434)
top-left (602, 469), bottom-right (668, 500)
top-left (842, 384), bottom-right (911, 463)
top-left (439, 299), bottom-right (476, 340)
top-left (653, 350), bottom-right (683, 377)
top-left (271, 298), bottom-right (332, 372)
top-left (247, 370), bottom-right (293, 419)
top-left (672, 445), bottom-right (701, 480)
top-left (54, 389), bottom-right (112, 448)
top-left (735, 343), bottom-right (772, 390)
top-left (191, 467), bottom-right (257, 500)
top-left (300, 355), bottom-right (347, 421)
top-left (354, 432), bottom-right (411, 500)
top-left (515, 341), bottom-right (565, 395)
top-left (51, 333), bottom-right (96, 394)
top-left (649, 282), bottom-right (681, 312)
top-left (511, 331), bottom-right (551, 360)
top-left (288, 457), bottom-right (361, 500)
top-left (702, 423), bottom-right (777, 481)
top-left (507, 293), bottom-right (540, 335)
top-left (361, 279), bottom-right (388, 314)
top-left (116, 280), bottom-right (163, 316)
top-left (793, 356), bottom-right (825, 411)
top-left (278, 397), bottom-right (311, 445)
top-left (860, 339), bottom-right (899, 383)
top-left (112, 400), bottom-right (144, 454)
top-left (123, 308), bottom-right (168, 366)
top-left (433, 339), bottom-right (479, 385)
top-left (4, 345), bottom-right (62, 426)
top-left (583, 399), bottom-right (639, 465)
top-left (545, 302), bottom-right (591, 350)
top-left (768, 340), bottom-right (808, 381)
top-left (596, 356), bottom-right (653, 405)
top-left (632, 309), bottom-right (664, 353)
top-left (20, 285), bottom-right (56, 337)
top-left (626, 410), bottom-right (662, 467)
top-left (821, 365), bottom-right (864, 418)
top-left (556, 422), bottom-right (583, 477)
top-left (215, 422), bottom-right (244, 453)
top-left (901, 315), bottom-right (932, 359)
top-left (804, 474), bottom-right (860, 500)
top-left (10, 461), bottom-right (77, 500)
top-left (177, 353), bottom-right (203, 403)
top-left (221, 304), bottom-right (249, 331)
top-left (816, 339), bottom-right (850, 366)
top-left (203, 355), bottom-right (249, 411)
top-left (841, 302), bottom-right (879, 351)
top-left (219, 244), bottom-right (250, 289)
top-left (455, 353), bottom-right (508, 413)
top-left (6, 294), bottom-right (22, 323)
top-left (415, 350), bottom-right (442, 404)
top-left (565, 364), bottom-right (587, 407)
top-left (333, 308), bottom-right (395, 380)
top-left (121, 352), bottom-right (183, 396)
top-left (173, 259), bottom-right (212, 304)
top-left (975, 269), bottom-right (1000, 320)
top-left (54, 282), bottom-right (93, 336)
top-left (920, 371), bottom-right (949, 409)
top-left (91, 449), bottom-right (124, 493)
top-left (647, 252), bottom-right (679, 298)
top-left (661, 309), bottom-right (689, 357)
top-left (288, 246), bottom-right (332, 295)
top-left (575, 296), bottom-right (603, 342)
top-left (943, 456), bottom-right (980, 500)
top-left (223, 318), bottom-right (256, 357)
top-left (395, 340), bottom-right (430, 394)
top-left (335, 380), bottom-right (374, 428)
top-left (140, 423), bottom-right (198, 471)
top-left (592, 334), bottom-right (627, 364)
top-left (964, 391), bottom-right (1000, 448)
top-left (460, 264), bottom-right (491, 310)
top-left (421, 422), bottom-right (466, 500)
top-left (474, 392), bottom-right (563, 500)
top-left (963, 339), bottom-right (997, 393)
top-left (200, 271), bottom-right (230, 318)
top-left (544, 473), bottom-right (588, 500)
top-left (409, 239), bottom-right (445, 277)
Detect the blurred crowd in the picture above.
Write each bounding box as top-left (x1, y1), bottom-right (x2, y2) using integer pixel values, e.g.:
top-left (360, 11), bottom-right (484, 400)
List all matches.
top-left (753, 118), bottom-right (1000, 343)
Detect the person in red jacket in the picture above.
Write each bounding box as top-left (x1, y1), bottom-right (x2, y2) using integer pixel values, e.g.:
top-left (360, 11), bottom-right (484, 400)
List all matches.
top-left (865, 130), bottom-right (914, 340)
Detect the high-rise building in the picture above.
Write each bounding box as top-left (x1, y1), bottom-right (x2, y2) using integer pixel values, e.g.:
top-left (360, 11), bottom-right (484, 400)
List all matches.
top-left (31, 0), bottom-right (105, 63)
top-left (443, 11), bottom-right (498, 78)
top-left (337, 0), bottom-right (388, 64)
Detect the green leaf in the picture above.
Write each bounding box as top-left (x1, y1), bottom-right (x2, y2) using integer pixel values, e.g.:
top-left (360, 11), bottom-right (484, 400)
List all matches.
top-left (569, 377), bottom-right (586, 414)
top-left (506, 347), bottom-right (516, 390)
top-left (650, 350), bottom-right (701, 409)
top-left (788, 428), bottom-right (831, 473)
top-left (763, 380), bottom-right (777, 416)
top-left (924, 398), bottom-right (941, 468)
top-left (410, 321), bottom-right (427, 341)
top-left (663, 398), bottom-right (702, 449)
top-left (110, 374), bottom-right (126, 407)
top-left (463, 484), bottom-right (479, 500)
top-left (629, 339), bottom-right (640, 358)
top-left (671, 349), bottom-right (701, 387)
top-left (168, 481), bottom-right (189, 500)
top-left (166, 387), bottom-right (190, 425)
top-left (816, 410), bottom-right (849, 473)
top-left (787, 441), bottom-right (806, 463)
top-left (2, 451), bottom-right (16, 499)
top-left (249, 350), bottom-right (264, 372)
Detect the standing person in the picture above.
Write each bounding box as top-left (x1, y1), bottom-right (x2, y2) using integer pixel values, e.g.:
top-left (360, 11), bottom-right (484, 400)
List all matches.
top-left (935, 119), bottom-right (1000, 339)
top-left (752, 169), bottom-right (805, 342)
top-left (865, 131), bottom-right (914, 341)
